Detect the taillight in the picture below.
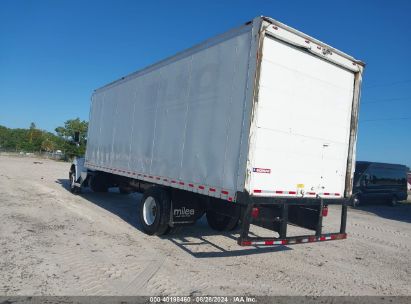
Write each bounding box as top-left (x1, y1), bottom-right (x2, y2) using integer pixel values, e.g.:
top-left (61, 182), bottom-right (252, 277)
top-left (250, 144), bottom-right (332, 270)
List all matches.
top-left (251, 207), bottom-right (259, 219)
top-left (322, 205), bottom-right (328, 217)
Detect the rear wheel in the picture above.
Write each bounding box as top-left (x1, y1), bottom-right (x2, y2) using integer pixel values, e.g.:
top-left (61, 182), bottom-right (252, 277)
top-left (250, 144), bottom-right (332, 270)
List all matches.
top-left (206, 210), bottom-right (239, 231)
top-left (139, 187), bottom-right (171, 235)
top-left (351, 195), bottom-right (361, 207)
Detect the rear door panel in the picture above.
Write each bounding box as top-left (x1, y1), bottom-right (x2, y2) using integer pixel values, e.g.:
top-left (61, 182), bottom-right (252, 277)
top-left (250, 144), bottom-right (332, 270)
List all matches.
top-left (250, 36), bottom-right (355, 198)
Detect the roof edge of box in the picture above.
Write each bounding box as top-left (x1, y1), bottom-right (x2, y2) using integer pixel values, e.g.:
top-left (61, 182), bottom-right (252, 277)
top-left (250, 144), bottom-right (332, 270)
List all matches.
top-left (260, 16), bottom-right (365, 67)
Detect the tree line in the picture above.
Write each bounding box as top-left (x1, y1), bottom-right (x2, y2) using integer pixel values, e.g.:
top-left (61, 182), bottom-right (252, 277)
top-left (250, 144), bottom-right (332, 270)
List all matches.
top-left (0, 118), bottom-right (88, 159)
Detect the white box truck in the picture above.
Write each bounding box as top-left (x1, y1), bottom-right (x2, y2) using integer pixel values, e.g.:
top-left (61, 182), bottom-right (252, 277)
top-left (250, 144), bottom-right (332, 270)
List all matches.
top-left (70, 16), bottom-right (364, 246)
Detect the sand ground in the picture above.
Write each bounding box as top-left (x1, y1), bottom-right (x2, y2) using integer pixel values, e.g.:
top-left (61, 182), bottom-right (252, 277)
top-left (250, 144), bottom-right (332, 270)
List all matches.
top-left (0, 155), bottom-right (410, 296)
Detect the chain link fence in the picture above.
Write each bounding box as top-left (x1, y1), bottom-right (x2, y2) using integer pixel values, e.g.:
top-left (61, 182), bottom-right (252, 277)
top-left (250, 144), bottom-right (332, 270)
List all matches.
top-left (0, 149), bottom-right (68, 161)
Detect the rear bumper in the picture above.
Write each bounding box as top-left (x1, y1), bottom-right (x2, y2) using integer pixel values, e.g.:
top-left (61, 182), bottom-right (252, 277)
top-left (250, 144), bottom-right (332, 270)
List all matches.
top-left (236, 191), bottom-right (349, 247)
top-left (239, 232), bottom-right (347, 246)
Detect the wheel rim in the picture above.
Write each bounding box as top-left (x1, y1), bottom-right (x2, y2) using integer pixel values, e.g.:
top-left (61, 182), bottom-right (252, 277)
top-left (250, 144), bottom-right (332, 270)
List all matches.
top-left (353, 197), bottom-right (359, 206)
top-left (143, 196), bottom-right (157, 226)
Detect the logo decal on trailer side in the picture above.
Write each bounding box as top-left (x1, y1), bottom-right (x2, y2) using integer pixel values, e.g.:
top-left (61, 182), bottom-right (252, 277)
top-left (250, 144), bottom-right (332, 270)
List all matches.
top-left (173, 207), bottom-right (195, 217)
top-left (253, 168), bottom-right (271, 174)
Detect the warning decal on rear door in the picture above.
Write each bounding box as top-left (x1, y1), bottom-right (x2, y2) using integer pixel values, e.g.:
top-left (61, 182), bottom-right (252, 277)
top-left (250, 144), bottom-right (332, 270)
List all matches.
top-left (253, 168), bottom-right (271, 174)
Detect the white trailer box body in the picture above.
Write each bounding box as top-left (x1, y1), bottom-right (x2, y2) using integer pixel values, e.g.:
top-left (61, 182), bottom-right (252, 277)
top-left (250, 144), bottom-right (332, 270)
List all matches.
top-left (85, 16), bottom-right (364, 203)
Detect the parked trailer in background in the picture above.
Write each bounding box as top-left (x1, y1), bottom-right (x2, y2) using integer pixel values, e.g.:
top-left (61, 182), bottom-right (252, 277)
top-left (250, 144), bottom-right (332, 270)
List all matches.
top-left (70, 16), bottom-right (365, 246)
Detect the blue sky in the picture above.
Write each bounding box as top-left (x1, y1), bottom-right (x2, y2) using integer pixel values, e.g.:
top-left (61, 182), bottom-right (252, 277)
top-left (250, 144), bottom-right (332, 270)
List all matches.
top-left (0, 0), bottom-right (410, 167)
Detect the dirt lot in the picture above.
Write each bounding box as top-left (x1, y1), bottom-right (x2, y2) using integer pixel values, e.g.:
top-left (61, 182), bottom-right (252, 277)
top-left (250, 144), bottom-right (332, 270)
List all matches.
top-left (0, 155), bottom-right (410, 296)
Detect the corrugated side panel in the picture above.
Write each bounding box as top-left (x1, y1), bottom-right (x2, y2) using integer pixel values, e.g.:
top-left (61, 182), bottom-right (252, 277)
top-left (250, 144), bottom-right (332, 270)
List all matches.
top-left (85, 29), bottom-right (253, 200)
top-left (249, 36), bottom-right (355, 199)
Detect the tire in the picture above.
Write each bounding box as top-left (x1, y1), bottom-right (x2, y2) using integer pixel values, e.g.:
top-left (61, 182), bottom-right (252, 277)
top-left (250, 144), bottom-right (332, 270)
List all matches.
top-left (206, 210), bottom-right (239, 231)
top-left (139, 187), bottom-right (171, 236)
top-left (89, 174), bottom-right (108, 193)
top-left (351, 195), bottom-right (361, 207)
top-left (389, 196), bottom-right (398, 207)
top-left (69, 170), bottom-right (81, 194)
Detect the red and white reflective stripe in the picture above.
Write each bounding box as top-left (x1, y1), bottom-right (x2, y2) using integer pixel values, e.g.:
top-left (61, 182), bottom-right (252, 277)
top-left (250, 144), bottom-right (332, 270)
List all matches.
top-left (84, 162), bottom-right (236, 202)
top-left (240, 233), bottom-right (346, 246)
top-left (253, 190), bottom-right (299, 195)
top-left (321, 193), bottom-right (341, 197)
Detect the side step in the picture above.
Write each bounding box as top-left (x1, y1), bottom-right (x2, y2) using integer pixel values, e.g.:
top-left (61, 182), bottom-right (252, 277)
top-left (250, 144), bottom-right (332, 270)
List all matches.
top-left (238, 233), bottom-right (347, 246)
